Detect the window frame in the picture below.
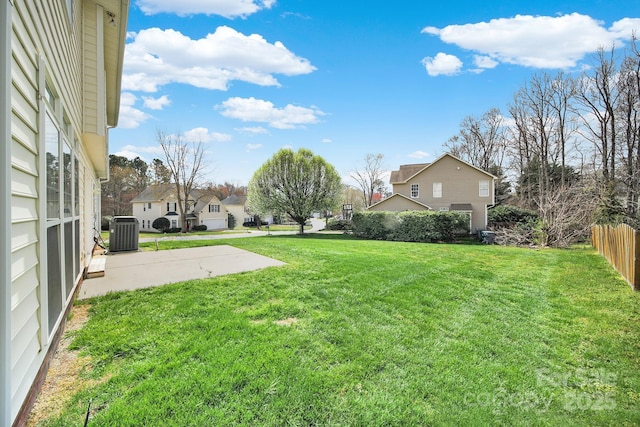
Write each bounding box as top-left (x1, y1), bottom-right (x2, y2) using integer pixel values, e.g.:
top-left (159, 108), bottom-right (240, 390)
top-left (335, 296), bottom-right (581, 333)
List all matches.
top-left (41, 76), bottom-right (82, 341)
top-left (479, 180), bottom-right (490, 197)
top-left (433, 182), bottom-right (442, 198)
top-left (410, 184), bottom-right (419, 198)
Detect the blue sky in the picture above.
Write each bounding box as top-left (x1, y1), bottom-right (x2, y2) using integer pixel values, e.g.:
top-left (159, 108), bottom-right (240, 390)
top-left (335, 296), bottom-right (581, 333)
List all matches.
top-left (111, 0), bottom-right (640, 186)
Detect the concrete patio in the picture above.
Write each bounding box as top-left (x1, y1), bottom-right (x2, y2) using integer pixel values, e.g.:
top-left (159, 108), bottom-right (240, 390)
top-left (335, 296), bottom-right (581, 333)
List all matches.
top-left (78, 245), bottom-right (286, 299)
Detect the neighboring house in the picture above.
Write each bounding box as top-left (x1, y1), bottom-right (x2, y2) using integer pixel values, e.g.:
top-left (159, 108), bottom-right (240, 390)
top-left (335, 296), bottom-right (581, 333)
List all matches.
top-left (221, 194), bottom-right (253, 226)
top-left (131, 184), bottom-right (228, 231)
top-left (2, 1), bottom-right (129, 425)
top-left (368, 153), bottom-right (496, 232)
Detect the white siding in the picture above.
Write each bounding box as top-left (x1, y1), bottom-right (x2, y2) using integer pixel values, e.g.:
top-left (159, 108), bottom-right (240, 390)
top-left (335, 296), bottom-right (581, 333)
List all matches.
top-left (9, 0), bottom-right (97, 422)
top-left (10, 1), bottom-right (42, 417)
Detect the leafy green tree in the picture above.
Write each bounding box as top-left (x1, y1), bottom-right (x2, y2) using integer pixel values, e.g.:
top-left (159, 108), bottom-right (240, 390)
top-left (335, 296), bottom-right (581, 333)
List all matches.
top-left (248, 148), bottom-right (342, 235)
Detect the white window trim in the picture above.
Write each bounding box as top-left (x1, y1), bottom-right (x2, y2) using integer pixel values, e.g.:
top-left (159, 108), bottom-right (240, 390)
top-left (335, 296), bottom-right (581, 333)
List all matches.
top-left (479, 180), bottom-right (490, 197)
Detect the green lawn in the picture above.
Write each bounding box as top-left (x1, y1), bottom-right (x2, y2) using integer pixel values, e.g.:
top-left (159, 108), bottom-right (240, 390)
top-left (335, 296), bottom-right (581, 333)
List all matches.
top-left (42, 236), bottom-right (639, 426)
top-left (99, 224), bottom-right (309, 242)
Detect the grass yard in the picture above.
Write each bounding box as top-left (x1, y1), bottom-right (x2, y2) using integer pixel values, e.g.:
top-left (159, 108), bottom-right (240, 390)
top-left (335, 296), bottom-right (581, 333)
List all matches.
top-left (38, 235), bottom-right (640, 426)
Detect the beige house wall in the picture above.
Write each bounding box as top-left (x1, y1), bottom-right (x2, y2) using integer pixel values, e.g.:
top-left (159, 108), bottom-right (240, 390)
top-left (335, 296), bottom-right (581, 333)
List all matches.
top-left (384, 154), bottom-right (496, 232)
top-left (368, 196), bottom-right (429, 212)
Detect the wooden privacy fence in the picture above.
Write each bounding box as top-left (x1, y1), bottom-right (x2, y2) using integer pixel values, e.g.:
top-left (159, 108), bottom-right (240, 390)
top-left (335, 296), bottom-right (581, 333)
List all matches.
top-left (591, 224), bottom-right (640, 291)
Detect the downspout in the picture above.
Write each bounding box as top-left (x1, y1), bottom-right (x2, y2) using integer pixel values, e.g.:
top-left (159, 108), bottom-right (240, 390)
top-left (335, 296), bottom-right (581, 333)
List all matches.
top-left (1, 1), bottom-right (13, 425)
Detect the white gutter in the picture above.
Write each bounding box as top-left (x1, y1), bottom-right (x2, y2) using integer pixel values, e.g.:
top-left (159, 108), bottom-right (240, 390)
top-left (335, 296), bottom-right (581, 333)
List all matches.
top-left (1, 1), bottom-right (13, 425)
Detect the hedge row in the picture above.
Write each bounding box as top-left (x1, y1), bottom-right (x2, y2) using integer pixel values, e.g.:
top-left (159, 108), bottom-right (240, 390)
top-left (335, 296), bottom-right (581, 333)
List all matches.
top-left (351, 210), bottom-right (470, 242)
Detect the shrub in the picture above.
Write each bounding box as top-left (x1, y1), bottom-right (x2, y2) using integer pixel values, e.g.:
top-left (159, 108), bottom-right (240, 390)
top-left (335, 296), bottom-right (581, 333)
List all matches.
top-left (325, 219), bottom-right (352, 231)
top-left (488, 205), bottom-right (538, 225)
top-left (101, 215), bottom-right (113, 231)
top-left (242, 220), bottom-right (268, 227)
top-left (152, 217), bottom-right (171, 232)
top-left (228, 213), bottom-right (236, 229)
top-left (391, 211), bottom-right (470, 242)
top-left (352, 211), bottom-right (398, 240)
top-left (165, 227), bottom-right (181, 233)
top-left (192, 224), bottom-right (207, 231)
top-left (352, 210), bottom-right (469, 243)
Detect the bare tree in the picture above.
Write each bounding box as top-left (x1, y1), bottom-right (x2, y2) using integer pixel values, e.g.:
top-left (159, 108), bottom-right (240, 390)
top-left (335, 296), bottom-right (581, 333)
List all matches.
top-left (576, 46), bottom-right (620, 185)
top-left (349, 153), bottom-right (387, 208)
top-left (445, 108), bottom-right (507, 171)
top-left (617, 38), bottom-right (640, 216)
top-left (157, 130), bottom-right (206, 231)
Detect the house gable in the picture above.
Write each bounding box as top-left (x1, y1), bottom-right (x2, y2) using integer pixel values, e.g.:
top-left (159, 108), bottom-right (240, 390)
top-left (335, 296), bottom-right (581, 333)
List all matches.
top-left (368, 194), bottom-right (431, 211)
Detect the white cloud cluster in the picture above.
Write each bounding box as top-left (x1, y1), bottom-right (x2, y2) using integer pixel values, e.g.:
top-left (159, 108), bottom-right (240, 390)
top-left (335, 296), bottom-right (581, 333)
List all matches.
top-left (118, 92), bottom-right (152, 128)
top-left (142, 95), bottom-right (171, 110)
top-left (184, 127), bottom-right (232, 143)
top-left (114, 144), bottom-right (164, 160)
top-left (218, 97), bottom-right (324, 129)
top-left (236, 126), bottom-right (269, 134)
top-left (422, 13), bottom-right (640, 75)
top-left (421, 53), bottom-right (463, 76)
top-left (122, 26), bottom-right (315, 92)
top-left (136, 0), bottom-right (276, 18)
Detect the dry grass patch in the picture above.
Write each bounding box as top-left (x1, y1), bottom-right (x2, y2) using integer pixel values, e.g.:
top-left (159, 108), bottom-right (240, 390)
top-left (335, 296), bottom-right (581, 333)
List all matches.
top-left (274, 317), bottom-right (299, 326)
top-left (27, 304), bottom-right (108, 426)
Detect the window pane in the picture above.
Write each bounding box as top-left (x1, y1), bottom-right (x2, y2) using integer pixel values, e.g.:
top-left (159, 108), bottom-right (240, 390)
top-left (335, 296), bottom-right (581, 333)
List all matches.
top-left (47, 225), bottom-right (62, 334)
top-left (45, 113), bottom-right (60, 219)
top-left (74, 155), bottom-right (79, 216)
top-left (63, 143), bottom-right (72, 217)
top-left (479, 180), bottom-right (489, 197)
top-left (433, 182), bottom-right (442, 198)
top-left (75, 220), bottom-right (80, 278)
top-left (64, 221), bottom-right (74, 296)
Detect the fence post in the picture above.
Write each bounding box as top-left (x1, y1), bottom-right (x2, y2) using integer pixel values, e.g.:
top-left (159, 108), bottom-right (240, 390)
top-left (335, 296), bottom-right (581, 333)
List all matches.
top-left (634, 229), bottom-right (640, 291)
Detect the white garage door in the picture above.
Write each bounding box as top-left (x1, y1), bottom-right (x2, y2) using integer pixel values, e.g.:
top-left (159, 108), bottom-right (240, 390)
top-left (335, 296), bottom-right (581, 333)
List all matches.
top-left (202, 218), bottom-right (226, 230)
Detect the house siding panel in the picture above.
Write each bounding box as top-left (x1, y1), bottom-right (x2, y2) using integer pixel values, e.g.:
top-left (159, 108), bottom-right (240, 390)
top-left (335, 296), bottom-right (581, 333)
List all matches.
top-left (9, 0), bottom-right (73, 422)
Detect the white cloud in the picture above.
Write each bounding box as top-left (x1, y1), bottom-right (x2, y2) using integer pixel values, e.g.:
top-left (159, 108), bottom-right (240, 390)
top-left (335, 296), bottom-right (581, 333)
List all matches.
top-left (142, 95), bottom-right (171, 110)
top-left (473, 55), bottom-right (498, 69)
top-left (122, 26), bottom-right (315, 92)
top-left (408, 150), bottom-right (430, 159)
top-left (421, 53), bottom-right (463, 76)
top-left (184, 127), bottom-right (232, 143)
top-left (236, 126), bottom-right (269, 134)
top-left (136, 0), bottom-right (276, 18)
top-left (246, 143), bottom-right (263, 151)
top-left (321, 138), bottom-right (332, 143)
top-left (115, 144), bottom-right (164, 160)
top-left (218, 97), bottom-right (325, 129)
top-left (423, 14), bottom-right (640, 70)
top-left (118, 92), bottom-right (152, 128)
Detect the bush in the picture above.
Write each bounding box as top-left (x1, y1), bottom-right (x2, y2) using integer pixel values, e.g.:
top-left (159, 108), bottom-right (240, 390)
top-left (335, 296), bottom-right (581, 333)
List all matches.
top-left (352, 210), bottom-right (468, 243)
top-left (165, 227), bottom-right (181, 233)
top-left (325, 219), bottom-right (352, 231)
top-left (101, 215), bottom-right (113, 231)
top-left (192, 225), bottom-right (207, 231)
top-left (352, 211), bottom-right (398, 240)
top-left (242, 220), bottom-right (268, 227)
top-left (152, 217), bottom-right (171, 232)
top-left (391, 211), bottom-right (470, 242)
top-left (228, 213), bottom-right (236, 229)
top-left (488, 205), bottom-right (539, 225)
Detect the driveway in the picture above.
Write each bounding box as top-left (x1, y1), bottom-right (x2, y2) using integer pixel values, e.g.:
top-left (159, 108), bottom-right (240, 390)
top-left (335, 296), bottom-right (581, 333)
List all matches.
top-left (78, 245), bottom-right (286, 300)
